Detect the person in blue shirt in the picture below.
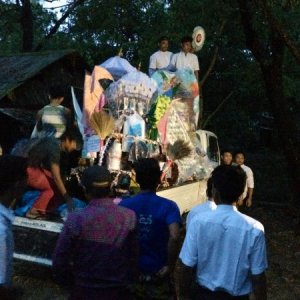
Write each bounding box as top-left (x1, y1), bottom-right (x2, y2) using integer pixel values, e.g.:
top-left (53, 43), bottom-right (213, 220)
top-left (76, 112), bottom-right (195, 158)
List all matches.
top-left (119, 158), bottom-right (181, 300)
top-left (0, 155), bottom-right (28, 299)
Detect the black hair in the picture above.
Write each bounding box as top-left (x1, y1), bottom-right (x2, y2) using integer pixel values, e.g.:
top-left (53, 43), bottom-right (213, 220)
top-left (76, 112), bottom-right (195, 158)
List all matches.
top-left (158, 36), bottom-right (168, 43)
top-left (60, 127), bottom-right (83, 150)
top-left (181, 36), bottom-right (193, 44)
top-left (206, 176), bottom-right (213, 198)
top-left (234, 150), bottom-right (246, 158)
top-left (221, 149), bottom-right (233, 156)
top-left (81, 166), bottom-right (112, 198)
top-left (48, 85), bottom-right (67, 100)
top-left (134, 158), bottom-right (161, 190)
top-left (0, 155), bottom-right (27, 196)
top-left (212, 165), bottom-right (246, 204)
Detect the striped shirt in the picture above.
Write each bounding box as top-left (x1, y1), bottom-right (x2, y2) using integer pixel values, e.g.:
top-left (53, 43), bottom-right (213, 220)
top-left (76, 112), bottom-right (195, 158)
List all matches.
top-left (41, 105), bottom-right (67, 138)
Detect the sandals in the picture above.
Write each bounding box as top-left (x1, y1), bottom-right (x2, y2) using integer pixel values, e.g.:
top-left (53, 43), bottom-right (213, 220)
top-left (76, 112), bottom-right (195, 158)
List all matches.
top-left (26, 214), bottom-right (47, 220)
top-left (25, 209), bottom-right (47, 220)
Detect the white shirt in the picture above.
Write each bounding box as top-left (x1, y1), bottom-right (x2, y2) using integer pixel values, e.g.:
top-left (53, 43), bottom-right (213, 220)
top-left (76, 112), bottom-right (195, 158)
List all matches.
top-left (180, 205), bottom-right (268, 296)
top-left (241, 164), bottom-right (254, 199)
top-left (170, 51), bottom-right (200, 72)
top-left (149, 51), bottom-right (173, 76)
top-left (0, 203), bottom-right (15, 286)
top-left (186, 200), bottom-right (217, 230)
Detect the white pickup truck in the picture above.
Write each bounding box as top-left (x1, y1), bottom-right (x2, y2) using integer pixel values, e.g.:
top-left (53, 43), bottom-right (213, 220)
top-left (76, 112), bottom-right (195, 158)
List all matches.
top-left (13, 129), bottom-right (220, 266)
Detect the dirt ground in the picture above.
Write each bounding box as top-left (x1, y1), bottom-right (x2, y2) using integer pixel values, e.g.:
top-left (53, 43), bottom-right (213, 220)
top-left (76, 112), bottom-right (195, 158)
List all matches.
top-left (13, 203), bottom-right (300, 300)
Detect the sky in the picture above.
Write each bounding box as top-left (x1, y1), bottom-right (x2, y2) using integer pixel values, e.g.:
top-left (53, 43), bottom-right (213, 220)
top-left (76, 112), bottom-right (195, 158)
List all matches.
top-left (41, 0), bottom-right (68, 17)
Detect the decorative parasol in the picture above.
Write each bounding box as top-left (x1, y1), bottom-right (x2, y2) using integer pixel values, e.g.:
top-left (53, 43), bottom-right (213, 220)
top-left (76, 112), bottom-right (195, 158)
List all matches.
top-left (105, 70), bottom-right (157, 118)
top-left (100, 55), bottom-right (136, 80)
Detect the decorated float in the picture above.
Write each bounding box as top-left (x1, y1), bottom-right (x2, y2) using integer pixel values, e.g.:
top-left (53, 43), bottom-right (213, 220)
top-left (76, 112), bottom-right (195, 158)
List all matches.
top-left (13, 44), bottom-right (220, 265)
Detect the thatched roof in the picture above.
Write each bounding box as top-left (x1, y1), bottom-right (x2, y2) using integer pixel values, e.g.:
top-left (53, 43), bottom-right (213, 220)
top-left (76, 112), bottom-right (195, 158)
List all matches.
top-left (0, 50), bottom-right (86, 105)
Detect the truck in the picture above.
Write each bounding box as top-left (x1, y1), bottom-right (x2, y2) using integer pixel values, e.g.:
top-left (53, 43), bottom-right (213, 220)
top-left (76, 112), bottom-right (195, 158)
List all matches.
top-left (12, 129), bottom-right (220, 266)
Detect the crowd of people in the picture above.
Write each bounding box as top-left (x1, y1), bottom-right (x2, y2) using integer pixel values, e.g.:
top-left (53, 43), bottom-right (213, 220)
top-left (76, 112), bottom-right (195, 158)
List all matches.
top-left (0, 151), bottom-right (267, 300)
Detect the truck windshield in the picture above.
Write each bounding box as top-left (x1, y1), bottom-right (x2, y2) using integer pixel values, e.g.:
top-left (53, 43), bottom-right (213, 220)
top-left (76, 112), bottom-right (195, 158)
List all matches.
top-left (207, 136), bottom-right (219, 163)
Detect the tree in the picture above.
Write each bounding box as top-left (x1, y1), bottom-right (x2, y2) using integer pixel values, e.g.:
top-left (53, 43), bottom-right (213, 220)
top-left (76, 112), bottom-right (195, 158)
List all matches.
top-left (237, 0), bottom-right (300, 200)
top-left (0, 0), bottom-right (86, 53)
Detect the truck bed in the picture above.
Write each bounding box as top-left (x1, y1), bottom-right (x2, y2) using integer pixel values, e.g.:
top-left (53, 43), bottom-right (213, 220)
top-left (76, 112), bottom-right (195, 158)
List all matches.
top-left (13, 178), bottom-right (208, 266)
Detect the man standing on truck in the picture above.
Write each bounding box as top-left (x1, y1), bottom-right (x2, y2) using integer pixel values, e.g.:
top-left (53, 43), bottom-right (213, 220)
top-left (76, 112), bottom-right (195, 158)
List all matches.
top-left (175, 165), bottom-right (267, 300)
top-left (170, 36), bottom-right (200, 81)
top-left (149, 36), bottom-right (173, 76)
top-left (119, 158), bottom-right (182, 300)
top-left (0, 155), bottom-right (27, 300)
top-left (234, 151), bottom-right (254, 207)
top-left (53, 166), bottom-right (138, 300)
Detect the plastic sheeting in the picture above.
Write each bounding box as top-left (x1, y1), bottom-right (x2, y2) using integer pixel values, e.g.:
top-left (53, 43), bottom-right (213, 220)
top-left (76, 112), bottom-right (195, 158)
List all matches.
top-left (100, 56), bottom-right (136, 80)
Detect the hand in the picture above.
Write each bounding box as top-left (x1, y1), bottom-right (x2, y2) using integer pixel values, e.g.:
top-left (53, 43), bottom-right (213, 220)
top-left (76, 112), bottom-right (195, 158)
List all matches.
top-left (237, 196), bottom-right (244, 207)
top-left (63, 193), bottom-right (74, 212)
top-left (156, 265), bottom-right (170, 278)
top-left (246, 197), bottom-right (252, 207)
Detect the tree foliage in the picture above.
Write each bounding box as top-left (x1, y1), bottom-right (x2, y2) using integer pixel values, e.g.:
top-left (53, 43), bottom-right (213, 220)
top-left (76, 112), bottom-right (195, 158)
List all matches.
top-left (0, 0), bottom-right (299, 200)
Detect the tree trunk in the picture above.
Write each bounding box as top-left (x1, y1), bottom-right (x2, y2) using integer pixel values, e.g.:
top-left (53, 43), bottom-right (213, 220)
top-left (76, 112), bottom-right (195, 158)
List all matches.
top-left (20, 0), bottom-right (33, 52)
top-left (34, 0), bottom-right (86, 51)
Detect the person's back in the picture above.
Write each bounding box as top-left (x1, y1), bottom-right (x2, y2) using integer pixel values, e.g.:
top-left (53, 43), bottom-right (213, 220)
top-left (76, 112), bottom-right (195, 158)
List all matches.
top-left (41, 104), bottom-right (68, 138)
top-left (119, 158), bottom-right (181, 299)
top-left (53, 166), bottom-right (137, 300)
top-left (176, 165), bottom-right (267, 300)
top-left (27, 137), bottom-right (60, 170)
top-left (56, 200), bottom-right (136, 286)
top-left (186, 177), bottom-right (216, 229)
top-left (35, 85), bottom-right (71, 139)
top-left (186, 205), bottom-right (266, 295)
top-left (121, 192), bottom-right (180, 274)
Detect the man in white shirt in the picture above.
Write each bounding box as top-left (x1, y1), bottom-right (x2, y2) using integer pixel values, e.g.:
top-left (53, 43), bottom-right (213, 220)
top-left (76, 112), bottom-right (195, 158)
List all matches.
top-left (148, 36), bottom-right (173, 76)
top-left (0, 155), bottom-right (27, 299)
top-left (170, 36), bottom-right (200, 80)
top-left (186, 177), bottom-right (216, 230)
top-left (234, 151), bottom-right (254, 207)
top-left (175, 165), bottom-right (267, 300)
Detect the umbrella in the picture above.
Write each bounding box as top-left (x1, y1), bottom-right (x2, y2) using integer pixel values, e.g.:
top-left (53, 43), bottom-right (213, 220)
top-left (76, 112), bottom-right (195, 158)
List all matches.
top-left (105, 70), bottom-right (157, 118)
top-left (121, 70), bottom-right (157, 101)
top-left (100, 56), bottom-right (136, 80)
